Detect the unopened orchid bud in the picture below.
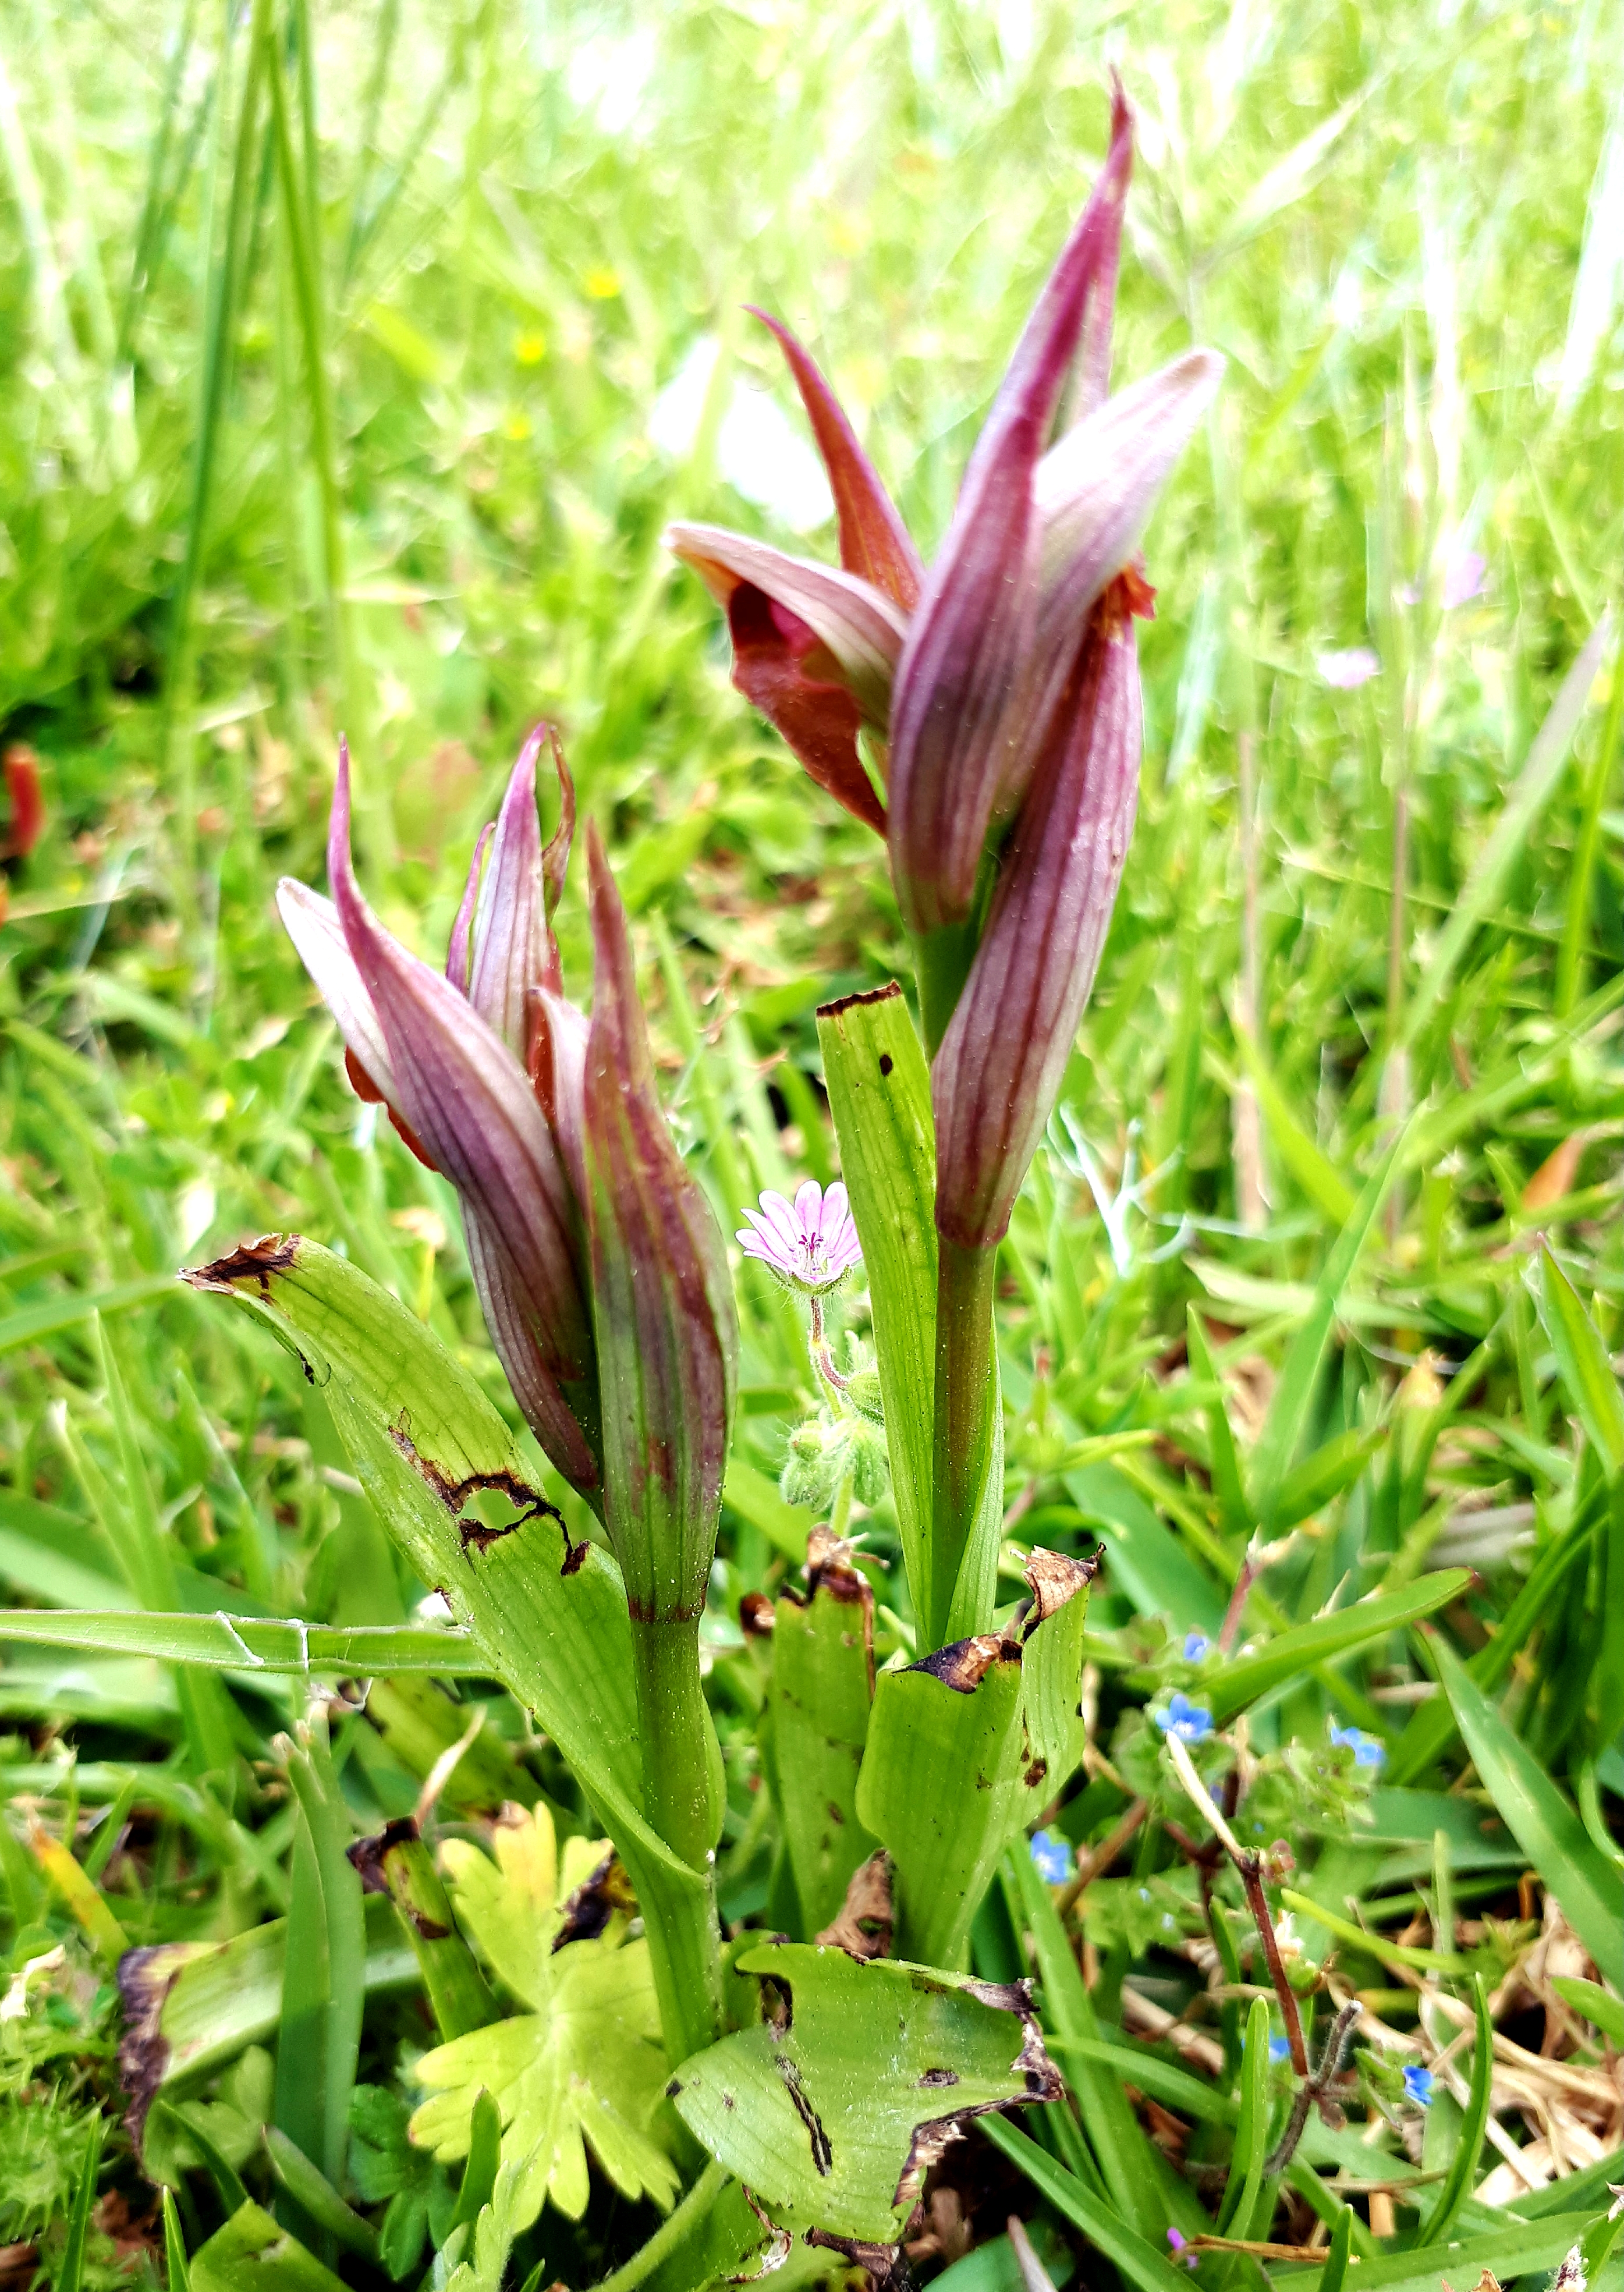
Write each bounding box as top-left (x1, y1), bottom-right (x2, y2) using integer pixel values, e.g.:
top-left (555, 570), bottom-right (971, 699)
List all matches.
top-left (276, 741), bottom-right (601, 1496)
top-left (581, 826), bottom-right (738, 1628)
top-left (933, 576), bottom-right (1147, 1251)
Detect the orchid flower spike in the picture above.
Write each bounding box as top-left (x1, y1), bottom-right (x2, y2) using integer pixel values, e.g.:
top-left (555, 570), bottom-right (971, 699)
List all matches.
top-left (737, 1180), bottom-right (862, 1294)
top-left (278, 735), bottom-right (601, 1497)
top-left (666, 82), bottom-right (1221, 951)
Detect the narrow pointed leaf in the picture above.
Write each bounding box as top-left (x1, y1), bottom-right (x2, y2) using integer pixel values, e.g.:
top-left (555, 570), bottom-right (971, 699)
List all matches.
top-left (1431, 1634), bottom-right (1623, 1984)
top-left (1538, 1246), bottom-right (1624, 1477)
top-left (467, 729), bottom-right (551, 1060)
top-left (1204, 1573), bottom-right (1469, 1724)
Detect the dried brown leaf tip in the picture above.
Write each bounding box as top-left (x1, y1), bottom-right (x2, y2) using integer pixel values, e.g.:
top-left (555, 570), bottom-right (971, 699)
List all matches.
top-left (908, 1633), bottom-right (1012, 1694)
top-left (1019, 1544), bottom-right (1102, 1634)
top-left (815, 1851), bottom-right (893, 1963)
top-left (181, 1232), bottom-right (301, 1295)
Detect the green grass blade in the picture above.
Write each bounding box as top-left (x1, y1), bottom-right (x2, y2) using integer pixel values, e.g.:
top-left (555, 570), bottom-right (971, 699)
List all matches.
top-left (59, 2108), bottom-right (105, 2292)
top-left (980, 2116), bottom-right (1194, 2292)
top-left (1414, 1975), bottom-right (1492, 2247)
top-left (1538, 1247), bottom-right (1624, 1476)
top-left (1432, 1635), bottom-right (1623, 1984)
top-left (1249, 1139), bottom-right (1405, 1521)
top-left (1402, 614), bottom-right (1612, 1049)
top-left (0, 1609), bottom-right (484, 1672)
top-left (1205, 1573), bottom-right (1469, 1724)
top-left (1215, 1997), bottom-right (1270, 2234)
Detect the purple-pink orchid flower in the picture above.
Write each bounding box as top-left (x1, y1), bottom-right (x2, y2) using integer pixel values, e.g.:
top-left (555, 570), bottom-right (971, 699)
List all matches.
top-left (667, 85), bottom-right (1221, 946)
top-left (278, 734), bottom-right (738, 1631)
top-left (737, 1180), bottom-right (863, 1293)
top-left (668, 84), bottom-right (1218, 1264)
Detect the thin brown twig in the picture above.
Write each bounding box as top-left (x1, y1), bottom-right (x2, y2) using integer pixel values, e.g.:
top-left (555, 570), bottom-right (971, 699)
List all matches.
top-left (1058, 1797), bottom-right (1148, 1921)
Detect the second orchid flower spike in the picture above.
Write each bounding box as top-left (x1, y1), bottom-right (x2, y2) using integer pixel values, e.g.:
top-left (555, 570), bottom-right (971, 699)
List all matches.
top-left (278, 739), bottom-right (602, 1497)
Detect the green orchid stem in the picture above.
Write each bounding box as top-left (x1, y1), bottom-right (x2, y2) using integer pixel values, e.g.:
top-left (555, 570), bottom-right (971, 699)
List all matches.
top-left (588, 2159), bottom-right (732, 2292)
top-left (927, 1235), bottom-right (998, 1649)
top-left (914, 922), bottom-right (977, 1057)
top-left (626, 1613), bottom-right (726, 2061)
top-left (630, 1613), bottom-right (719, 1872)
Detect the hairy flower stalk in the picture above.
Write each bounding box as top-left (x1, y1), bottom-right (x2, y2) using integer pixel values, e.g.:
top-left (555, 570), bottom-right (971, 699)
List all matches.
top-left (669, 85), bottom-right (1219, 1646)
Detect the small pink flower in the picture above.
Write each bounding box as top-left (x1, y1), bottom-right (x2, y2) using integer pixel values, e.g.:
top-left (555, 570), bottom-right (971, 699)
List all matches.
top-left (1442, 548), bottom-right (1486, 609)
top-left (737, 1180), bottom-right (862, 1292)
top-left (1317, 647), bottom-right (1380, 689)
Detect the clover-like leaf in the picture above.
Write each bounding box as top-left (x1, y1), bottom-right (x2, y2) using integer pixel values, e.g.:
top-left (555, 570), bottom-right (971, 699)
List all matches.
top-left (408, 1803), bottom-right (678, 2231)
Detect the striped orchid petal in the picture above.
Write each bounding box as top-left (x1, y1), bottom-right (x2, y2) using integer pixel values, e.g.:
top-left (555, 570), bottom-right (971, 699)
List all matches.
top-left (749, 309), bottom-right (923, 611)
top-left (666, 523), bottom-right (902, 833)
top-left (581, 826), bottom-right (737, 1625)
top-left (887, 86), bottom-right (1133, 936)
top-left (932, 577), bottom-right (1145, 1251)
top-left (998, 349), bottom-right (1222, 797)
top-left (290, 746), bottom-right (601, 1498)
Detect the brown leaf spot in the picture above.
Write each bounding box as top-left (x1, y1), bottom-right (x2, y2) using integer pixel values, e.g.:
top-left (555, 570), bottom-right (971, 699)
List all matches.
top-left (553, 1851), bottom-right (637, 1948)
top-left (817, 982), bottom-right (903, 1021)
top-left (1020, 1545), bottom-right (1101, 1636)
top-left (774, 2053), bottom-right (832, 2177)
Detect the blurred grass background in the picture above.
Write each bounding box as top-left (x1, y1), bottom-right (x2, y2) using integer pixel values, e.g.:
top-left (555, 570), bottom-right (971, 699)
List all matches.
top-left (1, 0), bottom-right (1623, 2268)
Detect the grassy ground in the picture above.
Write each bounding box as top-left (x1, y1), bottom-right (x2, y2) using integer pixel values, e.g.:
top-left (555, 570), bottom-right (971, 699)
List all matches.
top-left (1, 0), bottom-right (1622, 2282)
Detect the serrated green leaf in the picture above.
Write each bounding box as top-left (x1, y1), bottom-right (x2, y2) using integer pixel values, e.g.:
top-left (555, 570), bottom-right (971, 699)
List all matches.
top-left (1432, 1635), bottom-right (1624, 1985)
top-left (1205, 1573), bottom-right (1469, 1724)
top-left (409, 1801), bottom-right (678, 2230)
top-left (818, 986), bottom-right (937, 1620)
top-left (668, 1939), bottom-right (1055, 2244)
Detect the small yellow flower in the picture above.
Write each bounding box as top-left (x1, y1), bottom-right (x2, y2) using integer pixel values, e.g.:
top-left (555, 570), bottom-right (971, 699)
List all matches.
top-left (513, 327), bottom-right (547, 365)
top-left (503, 410), bottom-right (533, 442)
top-left (583, 265), bottom-right (620, 300)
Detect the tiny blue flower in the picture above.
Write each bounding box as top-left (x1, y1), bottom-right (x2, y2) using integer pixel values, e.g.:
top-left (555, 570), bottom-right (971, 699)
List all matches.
top-left (1155, 1692), bottom-right (1214, 1745)
top-left (1183, 1631), bottom-right (1211, 1662)
top-left (1402, 2064), bottom-right (1435, 2107)
top-left (1268, 2036), bottom-right (1291, 2065)
top-left (1329, 1722), bottom-right (1386, 1770)
top-left (1030, 1830), bottom-right (1072, 1885)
